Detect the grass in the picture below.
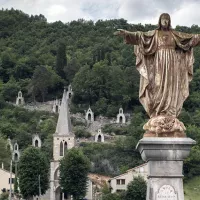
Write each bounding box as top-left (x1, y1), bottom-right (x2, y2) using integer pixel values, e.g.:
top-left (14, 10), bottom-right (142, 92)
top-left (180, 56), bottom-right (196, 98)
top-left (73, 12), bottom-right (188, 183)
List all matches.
top-left (184, 176), bottom-right (200, 200)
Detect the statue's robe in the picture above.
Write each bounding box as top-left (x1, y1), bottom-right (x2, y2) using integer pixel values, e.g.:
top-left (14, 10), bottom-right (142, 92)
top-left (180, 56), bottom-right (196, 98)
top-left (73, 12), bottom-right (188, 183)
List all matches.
top-left (124, 30), bottom-right (200, 117)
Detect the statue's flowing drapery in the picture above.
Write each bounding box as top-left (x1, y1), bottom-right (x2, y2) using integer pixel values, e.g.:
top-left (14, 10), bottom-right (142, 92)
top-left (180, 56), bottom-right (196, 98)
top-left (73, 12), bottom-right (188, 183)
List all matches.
top-left (124, 30), bottom-right (200, 118)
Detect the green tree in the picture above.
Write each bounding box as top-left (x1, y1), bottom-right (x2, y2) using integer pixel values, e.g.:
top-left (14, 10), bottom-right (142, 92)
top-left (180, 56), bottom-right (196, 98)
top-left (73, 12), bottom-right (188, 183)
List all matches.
top-left (14, 174), bottom-right (19, 194)
top-left (125, 176), bottom-right (147, 200)
top-left (28, 65), bottom-right (63, 102)
top-left (18, 146), bottom-right (49, 200)
top-left (55, 42), bottom-right (67, 79)
top-left (59, 148), bottom-right (90, 200)
top-left (30, 66), bottom-right (51, 101)
top-left (102, 193), bottom-right (121, 200)
top-left (0, 136), bottom-right (11, 170)
top-left (1, 76), bottom-right (20, 101)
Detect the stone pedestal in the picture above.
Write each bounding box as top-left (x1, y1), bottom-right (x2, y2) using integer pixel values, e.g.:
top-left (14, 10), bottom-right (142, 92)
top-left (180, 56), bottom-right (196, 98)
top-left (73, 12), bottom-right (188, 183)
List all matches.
top-left (136, 137), bottom-right (196, 200)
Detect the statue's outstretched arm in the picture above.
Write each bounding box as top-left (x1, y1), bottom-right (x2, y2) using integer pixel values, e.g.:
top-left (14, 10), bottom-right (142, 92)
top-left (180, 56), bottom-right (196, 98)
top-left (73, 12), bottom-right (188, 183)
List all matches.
top-left (113, 29), bottom-right (126, 35)
top-left (114, 29), bottom-right (139, 45)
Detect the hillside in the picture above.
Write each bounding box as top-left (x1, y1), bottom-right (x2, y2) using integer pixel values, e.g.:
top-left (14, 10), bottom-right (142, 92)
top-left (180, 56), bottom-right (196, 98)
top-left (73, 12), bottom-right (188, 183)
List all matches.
top-left (0, 8), bottom-right (200, 179)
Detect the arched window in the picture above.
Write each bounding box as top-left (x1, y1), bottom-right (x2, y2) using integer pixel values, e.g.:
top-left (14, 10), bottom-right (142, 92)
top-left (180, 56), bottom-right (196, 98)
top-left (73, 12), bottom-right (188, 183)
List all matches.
top-left (60, 142), bottom-right (63, 156)
top-left (35, 140), bottom-right (39, 147)
top-left (64, 142), bottom-right (67, 155)
top-left (119, 116), bottom-right (123, 123)
top-left (88, 113), bottom-right (91, 121)
top-left (98, 135), bottom-right (101, 142)
top-left (15, 144), bottom-right (18, 150)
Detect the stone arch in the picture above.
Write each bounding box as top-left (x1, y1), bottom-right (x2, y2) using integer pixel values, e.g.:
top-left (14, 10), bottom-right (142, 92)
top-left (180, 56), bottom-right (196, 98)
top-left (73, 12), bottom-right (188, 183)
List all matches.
top-left (60, 141), bottom-right (63, 156)
top-left (32, 134), bottom-right (42, 148)
top-left (16, 91), bottom-right (25, 105)
top-left (85, 107), bottom-right (94, 122)
top-left (88, 113), bottom-right (91, 121)
top-left (54, 167), bottom-right (60, 180)
top-left (14, 153), bottom-right (18, 162)
top-left (53, 99), bottom-right (61, 113)
top-left (55, 186), bottom-right (62, 200)
top-left (95, 129), bottom-right (105, 142)
top-left (97, 134), bottom-right (102, 142)
top-left (12, 151), bottom-right (20, 162)
top-left (116, 108), bottom-right (126, 124)
top-left (119, 116), bottom-right (123, 123)
top-left (55, 186), bottom-right (69, 200)
top-left (14, 143), bottom-right (18, 151)
top-left (35, 140), bottom-right (39, 147)
top-left (67, 84), bottom-right (73, 99)
top-left (64, 141), bottom-right (68, 155)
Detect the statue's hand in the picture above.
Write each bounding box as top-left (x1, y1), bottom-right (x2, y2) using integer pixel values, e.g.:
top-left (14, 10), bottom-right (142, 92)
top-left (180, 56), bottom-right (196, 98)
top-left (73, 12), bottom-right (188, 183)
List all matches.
top-left (114, 29), bottom-right (126, 36)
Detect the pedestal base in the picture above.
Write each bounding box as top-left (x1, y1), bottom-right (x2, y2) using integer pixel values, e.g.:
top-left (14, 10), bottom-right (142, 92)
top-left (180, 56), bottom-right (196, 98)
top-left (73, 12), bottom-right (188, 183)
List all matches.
top-left (136, 137), bottom-right (196, 200)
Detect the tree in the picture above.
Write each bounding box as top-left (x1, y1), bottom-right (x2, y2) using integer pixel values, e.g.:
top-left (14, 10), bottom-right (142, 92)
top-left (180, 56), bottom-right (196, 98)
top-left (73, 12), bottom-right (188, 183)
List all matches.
top-left (1, 76), bottom-right (20, 101)
top-left (0, 136), bottom-right (11, 170)
top-left (29, 66), bottom-right (51, 102)
top-left (125, 176), bottom-right (147, 200)
top-left (102, 184), bottom-right (122, 200)
top-left (55, 41), bottom-right (67, 79)
top-left (102, 193), bottom-right (121, 200)
top-left (59, 148), bottom-right (90, 200)
top-left (18, 146), bottom-right (49, 200)
top-left (28, 65), bottom-right (63, 102)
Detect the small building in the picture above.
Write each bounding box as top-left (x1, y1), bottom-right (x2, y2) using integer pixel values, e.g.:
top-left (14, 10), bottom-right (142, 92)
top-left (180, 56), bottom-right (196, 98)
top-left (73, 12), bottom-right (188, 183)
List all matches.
top-left (12, 142), bottom-right (20, 163)
top-left (0, 164), bottom-right (15, 194)
top-left (52, 99), bottom-right (61, 113)
top-left (109, 163), bottom-right (147, 193)
top-left (116, 108), bottom-right (126, 124)
top-left (32, 134), bottom-right (42, 148)
top-left (67, 84), bottom-right (73, 99)
top-left (85, 107), bottom-right (94, 122)
top-left (95, 129), bottom-right (104, 143)
top-left (16, 91), bottom-right (25, 105)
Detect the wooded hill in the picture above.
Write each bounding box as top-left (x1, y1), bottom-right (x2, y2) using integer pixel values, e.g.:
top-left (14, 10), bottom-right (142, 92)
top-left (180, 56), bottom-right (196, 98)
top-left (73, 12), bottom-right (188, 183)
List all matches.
top-left (0, 8), bottom-right (200, 178)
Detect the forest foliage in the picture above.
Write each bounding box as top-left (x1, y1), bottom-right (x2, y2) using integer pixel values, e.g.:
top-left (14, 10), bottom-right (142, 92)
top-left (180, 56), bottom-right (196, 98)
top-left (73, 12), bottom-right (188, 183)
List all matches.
top-left (0, 8), bottom-right (200, 179)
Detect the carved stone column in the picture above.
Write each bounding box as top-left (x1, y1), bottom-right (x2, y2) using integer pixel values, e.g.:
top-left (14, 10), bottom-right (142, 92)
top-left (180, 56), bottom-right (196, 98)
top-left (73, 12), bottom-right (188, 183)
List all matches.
top-left (136, 137), bottom-right (196, 200)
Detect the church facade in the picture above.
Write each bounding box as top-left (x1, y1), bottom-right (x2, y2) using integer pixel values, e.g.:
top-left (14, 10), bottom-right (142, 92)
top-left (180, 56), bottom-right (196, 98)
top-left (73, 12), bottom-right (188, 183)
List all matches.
top-left (50, 89), bottom-right (75, 200)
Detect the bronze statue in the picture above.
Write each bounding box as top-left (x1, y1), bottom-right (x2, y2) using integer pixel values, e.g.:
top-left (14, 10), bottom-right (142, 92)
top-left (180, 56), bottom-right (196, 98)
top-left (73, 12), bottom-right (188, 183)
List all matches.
top-left (115, 13), bottom-right (200, 137)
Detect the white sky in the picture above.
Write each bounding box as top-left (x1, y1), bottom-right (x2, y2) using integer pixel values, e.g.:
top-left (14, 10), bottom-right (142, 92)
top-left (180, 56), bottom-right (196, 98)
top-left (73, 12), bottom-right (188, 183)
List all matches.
top-left (1, 0), bottom-right (200, 27)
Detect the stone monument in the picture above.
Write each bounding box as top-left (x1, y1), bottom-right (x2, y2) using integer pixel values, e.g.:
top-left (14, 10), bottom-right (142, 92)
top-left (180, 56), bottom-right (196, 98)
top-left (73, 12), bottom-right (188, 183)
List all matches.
top-left (52, 98), bottom-right (61, 113)
top-left (32, 134), bottom-right (42, 148)
top-left (116, 107), bottom-right (126, 124)
top-left (16, 90), bottom-right (25, 105)
top-left (66, 84), bottom-right (73, 99)
top-left (85, 106), bottom-right (94, 122)
top-left (95, 128), bottom-right (105, 143)
top-left (115, 13), bottom-right (198, 200)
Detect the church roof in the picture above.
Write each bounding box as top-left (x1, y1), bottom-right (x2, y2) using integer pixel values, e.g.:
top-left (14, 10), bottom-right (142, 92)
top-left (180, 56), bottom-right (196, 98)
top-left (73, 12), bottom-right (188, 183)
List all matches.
top-left (55, 88), bottom-right (74, 136)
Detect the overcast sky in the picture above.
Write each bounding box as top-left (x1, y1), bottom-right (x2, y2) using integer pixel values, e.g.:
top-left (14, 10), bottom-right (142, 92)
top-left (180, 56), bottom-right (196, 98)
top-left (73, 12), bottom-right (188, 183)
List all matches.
top-left (1, 0), bottom-right (200, 27)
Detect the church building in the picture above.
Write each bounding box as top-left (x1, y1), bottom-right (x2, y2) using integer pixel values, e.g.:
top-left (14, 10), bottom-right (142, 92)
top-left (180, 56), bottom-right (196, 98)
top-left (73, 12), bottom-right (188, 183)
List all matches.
top-left (50, 88), bottom-right (75, 200)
